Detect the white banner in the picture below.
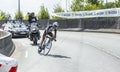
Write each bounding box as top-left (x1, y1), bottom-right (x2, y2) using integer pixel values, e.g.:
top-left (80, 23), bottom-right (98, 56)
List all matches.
top-left (52, 8), bottom-right (120, 19)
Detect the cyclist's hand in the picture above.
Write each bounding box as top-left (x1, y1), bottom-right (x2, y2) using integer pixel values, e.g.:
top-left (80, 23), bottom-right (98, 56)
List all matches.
top-left (52, 37), bottom-right (56, 41)
top-left (54, 38), bottom-right (57, 41)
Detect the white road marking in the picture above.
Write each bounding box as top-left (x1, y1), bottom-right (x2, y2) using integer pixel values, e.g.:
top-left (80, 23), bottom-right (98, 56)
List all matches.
top-left (25, 51), bottom-right (28, 58)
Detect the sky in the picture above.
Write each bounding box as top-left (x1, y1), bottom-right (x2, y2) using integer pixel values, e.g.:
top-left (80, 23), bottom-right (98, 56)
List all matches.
top-left (0, 0), bottom-right (72, 17)
top-left (0, 0), bottom-right (114, 18)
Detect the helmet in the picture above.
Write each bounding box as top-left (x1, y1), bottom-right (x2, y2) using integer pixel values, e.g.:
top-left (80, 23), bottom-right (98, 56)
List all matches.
top-left (53, 22), bottom-right (59, 27)
top-left (31, 12), bottom-right (34, 15)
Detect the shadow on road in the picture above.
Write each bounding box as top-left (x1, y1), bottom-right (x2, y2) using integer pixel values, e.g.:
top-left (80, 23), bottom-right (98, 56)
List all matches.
top-left (12, 35), bottom-right (27, 38)
top-left (30, 43), bottom-right (39, 46)
top-left (47, 54), bottom-right (71, 59)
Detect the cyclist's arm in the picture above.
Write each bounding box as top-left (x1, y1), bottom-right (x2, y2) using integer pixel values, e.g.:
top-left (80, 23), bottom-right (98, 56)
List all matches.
top-left (45, 26), bottom-right (52, 33)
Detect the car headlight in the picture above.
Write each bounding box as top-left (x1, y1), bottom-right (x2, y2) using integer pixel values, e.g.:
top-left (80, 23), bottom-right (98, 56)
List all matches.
top-left (13, 30), bottom-right (17, 32)
top-left (32, 28), bottom-right (36, 31)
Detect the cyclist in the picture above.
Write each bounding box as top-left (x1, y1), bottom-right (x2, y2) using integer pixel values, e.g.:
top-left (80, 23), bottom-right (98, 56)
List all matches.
top-left (39, 22), bottom-right (59, 49)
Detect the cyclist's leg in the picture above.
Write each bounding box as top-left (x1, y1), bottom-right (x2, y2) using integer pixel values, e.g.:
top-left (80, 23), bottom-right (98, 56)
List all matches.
top-left (40, 30), bottom-right (47, 47)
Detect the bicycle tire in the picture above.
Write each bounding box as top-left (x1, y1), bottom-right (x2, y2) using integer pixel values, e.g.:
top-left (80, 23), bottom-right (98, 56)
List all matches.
top-left (39, 37), bottom-right (52, 56)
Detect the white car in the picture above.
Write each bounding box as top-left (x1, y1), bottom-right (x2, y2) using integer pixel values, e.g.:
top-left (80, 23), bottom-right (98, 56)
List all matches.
top-left (4, 21), bottom-right (29, 37)
top-left (0, 54), bottom-right (18, 72)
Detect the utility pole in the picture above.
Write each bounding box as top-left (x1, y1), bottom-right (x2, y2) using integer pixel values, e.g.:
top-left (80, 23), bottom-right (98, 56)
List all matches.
top-left (68, 0), bottom-right (70, 11)
top-left (18, 0), bottom-right (20, 19)
top-left (106, 0), bottom-right (107, 3)
top-left (18, 0), bottom-right (20, 12)
top-left (66, 0), bottom-right (67, 12)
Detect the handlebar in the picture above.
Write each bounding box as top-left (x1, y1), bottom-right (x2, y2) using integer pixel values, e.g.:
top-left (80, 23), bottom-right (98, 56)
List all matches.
top-left (46, 35), bottom-right (56, 41)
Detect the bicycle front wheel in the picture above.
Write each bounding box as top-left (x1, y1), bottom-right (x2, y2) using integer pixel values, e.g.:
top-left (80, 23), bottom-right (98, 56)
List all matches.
top-left (40, 38), bottom-right (52, 56)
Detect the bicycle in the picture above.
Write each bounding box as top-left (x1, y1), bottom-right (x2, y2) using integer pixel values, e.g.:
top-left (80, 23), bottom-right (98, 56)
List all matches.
top-left (38, 35), bottom-right (56, 56)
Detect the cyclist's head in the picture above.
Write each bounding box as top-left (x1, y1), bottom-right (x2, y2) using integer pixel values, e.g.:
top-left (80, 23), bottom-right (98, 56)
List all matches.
top-left (53, 22), bottom-right (59, 28)
top-left (31, 12), bottom-right (35, 17)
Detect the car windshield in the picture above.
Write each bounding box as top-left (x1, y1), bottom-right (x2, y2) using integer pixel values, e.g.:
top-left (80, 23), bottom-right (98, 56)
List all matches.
top-left (5, 24), bottom-right (12, 28)
top-left (12, 24), bottom-right (26, 28)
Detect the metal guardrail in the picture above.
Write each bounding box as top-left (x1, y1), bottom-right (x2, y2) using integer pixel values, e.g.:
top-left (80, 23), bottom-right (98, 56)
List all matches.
top-left (0, 30), bottom-right (15, 56)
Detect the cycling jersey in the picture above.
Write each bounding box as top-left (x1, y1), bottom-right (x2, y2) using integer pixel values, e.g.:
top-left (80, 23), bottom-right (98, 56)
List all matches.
top-left (46, 25), bottom-right (55, 33)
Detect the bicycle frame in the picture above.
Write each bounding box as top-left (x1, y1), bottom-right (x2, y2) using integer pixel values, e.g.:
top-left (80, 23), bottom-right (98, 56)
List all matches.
top-left (38, 35), bottom-right (52, 56)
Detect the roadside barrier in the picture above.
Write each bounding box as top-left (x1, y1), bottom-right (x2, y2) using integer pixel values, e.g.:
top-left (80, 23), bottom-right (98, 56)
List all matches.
top-left (0, 30), bottom-right (15, 56)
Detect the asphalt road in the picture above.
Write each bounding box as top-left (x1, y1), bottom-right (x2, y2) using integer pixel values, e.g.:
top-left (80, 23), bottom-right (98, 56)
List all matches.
top-left (11, 31), bottom-right (120, 72)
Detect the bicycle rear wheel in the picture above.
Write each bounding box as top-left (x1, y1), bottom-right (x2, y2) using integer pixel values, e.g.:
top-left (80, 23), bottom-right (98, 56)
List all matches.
top-left (39, 38), bottom-right (52, 56)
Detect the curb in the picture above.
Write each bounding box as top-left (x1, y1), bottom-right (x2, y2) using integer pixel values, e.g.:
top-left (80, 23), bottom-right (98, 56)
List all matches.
top-left (8, 43), bottom-right (15, 57)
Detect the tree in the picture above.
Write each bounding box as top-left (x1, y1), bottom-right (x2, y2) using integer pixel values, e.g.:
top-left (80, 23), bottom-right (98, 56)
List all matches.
top-left (104, 2), bottom-right (116, 9)
top-left (52, 4), bottom-right (65, 20)
top-left (115, 0), bottom-right (120, 7)
top-left (87, 0), bottom-right (99, 5)
top-left (84, 3), bottom-right (100, 10)
top-left (45, 9), bottom-right (50, 19)
top-left (98, 0), bottom-right (104, 9)
top-left (23, 13), bottom-right (29, 20)
top-left (0, 11), bottom-right (7, 20)
top-left (14, 10), bottom-right (23, 20)
top-left (71, 0), bottom-right (84, 11)
top-left (38, 4), bottom-right (50, 20)
top-left (83, 0), bottom-right (104, 10)
top-left (53, 4), bottom-right (64, 13)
